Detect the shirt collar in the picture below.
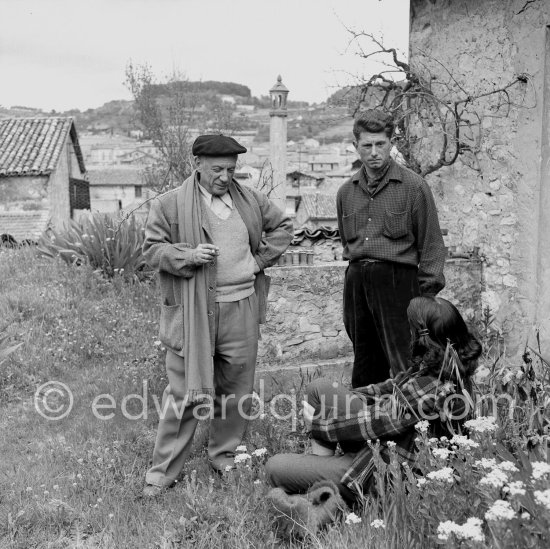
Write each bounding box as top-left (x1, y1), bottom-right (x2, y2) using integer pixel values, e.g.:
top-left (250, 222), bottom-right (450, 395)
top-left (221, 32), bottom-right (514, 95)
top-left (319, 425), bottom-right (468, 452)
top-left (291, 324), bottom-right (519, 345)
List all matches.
top-left (197, 180), bottom-right (233, 208)
top-left (351, 158), bottom-right (403, 185)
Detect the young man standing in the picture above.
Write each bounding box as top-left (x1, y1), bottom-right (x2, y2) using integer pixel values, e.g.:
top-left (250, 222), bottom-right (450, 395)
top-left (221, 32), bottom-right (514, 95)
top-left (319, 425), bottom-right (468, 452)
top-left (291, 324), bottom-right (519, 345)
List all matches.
top-left (337, 110), bottom-right (446, 388)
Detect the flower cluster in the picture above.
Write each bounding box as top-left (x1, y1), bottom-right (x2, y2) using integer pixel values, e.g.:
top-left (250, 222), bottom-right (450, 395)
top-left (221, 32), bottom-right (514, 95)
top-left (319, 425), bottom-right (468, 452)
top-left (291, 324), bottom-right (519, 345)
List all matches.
top-left (345, 512), bottom-right (362, 525)
top-left (464, 416), bottom-right (497, 433)
top-left (531, 461), bottom-right (550, 480)
top-left (534, 489), bottom-right (550, 510)
top-left (426, 467), bottom-right (454, 483)
top-left (437, 517), bottom-right (484, 543)
top-left (370, 518), bottom-right (385, 529)
top-left (485, 499), bottom-right (515, 521)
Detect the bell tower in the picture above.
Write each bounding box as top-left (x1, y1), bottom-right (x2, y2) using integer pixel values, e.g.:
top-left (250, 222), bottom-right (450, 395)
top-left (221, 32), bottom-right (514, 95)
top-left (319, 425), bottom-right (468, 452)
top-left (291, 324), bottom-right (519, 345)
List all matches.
top-left (269, 75), bottom-right (289, 212)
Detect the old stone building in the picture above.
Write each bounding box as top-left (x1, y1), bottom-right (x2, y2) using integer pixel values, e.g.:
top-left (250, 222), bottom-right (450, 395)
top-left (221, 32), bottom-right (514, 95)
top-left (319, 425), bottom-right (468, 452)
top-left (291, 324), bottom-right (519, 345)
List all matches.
top-left (0, 117), bottom-right (88, 240)
top-left (409, 0), bottom-right (550, 355)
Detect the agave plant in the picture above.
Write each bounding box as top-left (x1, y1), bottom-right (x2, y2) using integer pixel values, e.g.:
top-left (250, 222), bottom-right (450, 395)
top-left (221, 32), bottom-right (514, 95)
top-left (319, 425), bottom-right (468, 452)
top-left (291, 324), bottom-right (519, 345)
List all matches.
top-left (38, 214), bottom-right (150, 279)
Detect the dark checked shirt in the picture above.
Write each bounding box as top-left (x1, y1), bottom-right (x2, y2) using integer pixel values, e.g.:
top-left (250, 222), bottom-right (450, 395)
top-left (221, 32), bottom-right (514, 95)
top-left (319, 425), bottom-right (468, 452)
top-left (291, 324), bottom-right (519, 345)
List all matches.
top-left (336, 160), bottom-right (446, 295)
top-left (310, 374), bottom-right (450, 494)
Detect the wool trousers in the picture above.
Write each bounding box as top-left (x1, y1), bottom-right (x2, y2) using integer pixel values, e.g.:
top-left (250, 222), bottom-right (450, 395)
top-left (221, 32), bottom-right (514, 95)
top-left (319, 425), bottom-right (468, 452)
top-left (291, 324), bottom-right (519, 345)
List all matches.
top-left (146, 293), bottom-right (258, 487)
top-left (344, 261), bottom-right (419, 388)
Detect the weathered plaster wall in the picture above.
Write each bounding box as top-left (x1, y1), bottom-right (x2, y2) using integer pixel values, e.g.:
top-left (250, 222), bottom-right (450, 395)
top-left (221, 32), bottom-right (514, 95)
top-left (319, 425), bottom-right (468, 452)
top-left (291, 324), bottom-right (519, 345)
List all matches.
top-left (48, 140), bottom-right (71, 229)
top-left (410, 0), bottom-right (550, 354)
top-left (258, 259), bottom-right (482, 369)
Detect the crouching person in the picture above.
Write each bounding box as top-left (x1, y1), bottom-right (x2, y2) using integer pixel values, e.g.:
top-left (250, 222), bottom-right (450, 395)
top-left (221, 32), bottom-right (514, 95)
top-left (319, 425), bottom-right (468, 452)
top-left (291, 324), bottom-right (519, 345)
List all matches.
top-left (143, 134), bottom-right (293, 497)
top-left (266, 297), bottom-right (482, 508)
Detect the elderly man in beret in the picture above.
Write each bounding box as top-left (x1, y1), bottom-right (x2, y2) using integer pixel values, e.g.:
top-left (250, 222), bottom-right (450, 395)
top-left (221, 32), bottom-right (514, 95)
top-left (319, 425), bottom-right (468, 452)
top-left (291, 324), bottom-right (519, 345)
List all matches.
top-left (142, 134), bottom-right (293, 497)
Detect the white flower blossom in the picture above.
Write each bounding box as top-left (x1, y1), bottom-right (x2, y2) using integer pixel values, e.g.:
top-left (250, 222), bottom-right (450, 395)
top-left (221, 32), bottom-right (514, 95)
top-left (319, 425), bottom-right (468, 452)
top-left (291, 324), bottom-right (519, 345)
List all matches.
top-left (521, 512), bottom-right (531, 520)
top-left (479, 469), bottom-right (509, 489)
top-left (449, 434), bottom-right (480, 449)
top-left (428, 437), bottom-right (439, 445)
top-left (507, 481), bottom-right (526, 496)
top-left (426, 467), bottom-right (454, 483)
top-left (415, 420), bottom-right (429, 433)
top-left (437, 517), bottom-right (484, 543)
top-left (370, 518), bottom-right (385, 529)
top-left (475, 458), bottom-right (497, 470)
top-left (485, 500), bottom-right (515, 521)
top-left (416, 478), bottom-right (427, 488)
top-left (531, 461), bottom-right (550, 480)
top-left (534, 489), bottom-right (550, 510)
top-left (224, 465), bottom-right (233, 472)
top-left (235, 445), bottom-right (247, 453)
top-left (252, 448), bottom-right (267, 457)
top-left (497, 461), bottom-right (518, 473)
top-left (234, 453), bottom-right (252, 464)
top-left (464, 416), bottom-right (497, 433)
top-left (386, 441), bottom-right (396, 448)
top-left (432, 448), bottom-right (451, 460)
top-left (345, 512), bottom-right (362, 525)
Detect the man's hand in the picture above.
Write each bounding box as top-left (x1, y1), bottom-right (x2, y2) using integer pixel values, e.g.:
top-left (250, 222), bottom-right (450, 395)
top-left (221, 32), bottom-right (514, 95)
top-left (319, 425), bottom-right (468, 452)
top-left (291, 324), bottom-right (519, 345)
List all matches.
top-left (191, 243), bottom-right (219, 265)
top-left (302, 400), bottom-right (315, 432)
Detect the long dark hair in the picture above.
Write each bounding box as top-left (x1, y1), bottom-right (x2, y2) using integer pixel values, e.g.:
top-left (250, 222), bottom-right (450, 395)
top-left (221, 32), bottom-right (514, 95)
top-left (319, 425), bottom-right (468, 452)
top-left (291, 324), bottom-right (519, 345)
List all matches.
top-left (407, 296), bottom-right (482, 379)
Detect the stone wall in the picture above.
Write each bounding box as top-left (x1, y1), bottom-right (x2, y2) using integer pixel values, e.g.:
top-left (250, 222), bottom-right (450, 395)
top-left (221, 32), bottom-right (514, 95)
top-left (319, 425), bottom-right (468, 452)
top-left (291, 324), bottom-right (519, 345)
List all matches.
top-left (258, 259), bottom-right (482, 370)
top-left (409, 0), bottom-right (550, 354)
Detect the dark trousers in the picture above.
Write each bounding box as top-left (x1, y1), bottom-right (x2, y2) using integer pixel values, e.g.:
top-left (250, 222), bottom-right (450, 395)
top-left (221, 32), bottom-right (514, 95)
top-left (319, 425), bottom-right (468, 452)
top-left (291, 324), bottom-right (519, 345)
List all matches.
top-left (344, 262), bottom-right (419, 388)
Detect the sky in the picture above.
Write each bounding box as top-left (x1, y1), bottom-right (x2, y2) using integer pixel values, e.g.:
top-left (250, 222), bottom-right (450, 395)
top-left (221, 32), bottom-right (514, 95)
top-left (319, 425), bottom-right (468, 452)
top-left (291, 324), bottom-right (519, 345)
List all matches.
top-left (0, 0), bottom-right (410, 111)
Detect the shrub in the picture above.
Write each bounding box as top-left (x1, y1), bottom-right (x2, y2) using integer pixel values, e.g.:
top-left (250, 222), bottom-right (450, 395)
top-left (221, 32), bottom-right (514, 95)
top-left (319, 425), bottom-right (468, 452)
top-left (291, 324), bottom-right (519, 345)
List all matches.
top-left (38, 214), bottom-right (151, 280)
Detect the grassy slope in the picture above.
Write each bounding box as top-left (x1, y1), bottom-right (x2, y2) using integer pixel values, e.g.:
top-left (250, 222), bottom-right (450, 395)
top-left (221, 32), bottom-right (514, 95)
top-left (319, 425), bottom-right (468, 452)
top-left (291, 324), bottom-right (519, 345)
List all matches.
top-left (1, 249), bottom-right (385, 549)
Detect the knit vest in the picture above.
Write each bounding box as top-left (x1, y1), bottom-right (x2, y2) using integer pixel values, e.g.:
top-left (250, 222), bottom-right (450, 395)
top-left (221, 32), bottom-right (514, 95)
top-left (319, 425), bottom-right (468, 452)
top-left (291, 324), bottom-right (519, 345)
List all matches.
top-left (206, 207), bottom-right (256, 302)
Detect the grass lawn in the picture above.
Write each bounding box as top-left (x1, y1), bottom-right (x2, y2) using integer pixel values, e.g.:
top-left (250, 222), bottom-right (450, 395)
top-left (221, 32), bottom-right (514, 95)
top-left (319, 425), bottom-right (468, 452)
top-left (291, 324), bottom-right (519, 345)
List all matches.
top-left (1, 247), bottom-right (549, 548)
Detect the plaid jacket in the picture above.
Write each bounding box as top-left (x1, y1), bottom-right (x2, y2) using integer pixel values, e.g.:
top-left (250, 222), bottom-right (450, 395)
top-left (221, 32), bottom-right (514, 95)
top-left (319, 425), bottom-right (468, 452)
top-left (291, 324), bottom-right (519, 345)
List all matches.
top-left (336, 160), bottom-right (446, 295)
top-left (310, 374), bottom-right (451, 495)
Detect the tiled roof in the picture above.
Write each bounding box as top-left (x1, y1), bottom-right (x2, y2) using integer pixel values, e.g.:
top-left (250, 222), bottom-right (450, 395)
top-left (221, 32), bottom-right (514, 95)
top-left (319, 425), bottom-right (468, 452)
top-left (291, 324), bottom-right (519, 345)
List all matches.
top-left (299, 192), bottom-right (337, 220)
top-left (292, 226), bottom-right (340, 244)
top-left (0, 210), bottom-right (50, 241)
top-left (88, 167), bottom-right (145, 186)
top-left (0, 117), bottom-right (85, 177)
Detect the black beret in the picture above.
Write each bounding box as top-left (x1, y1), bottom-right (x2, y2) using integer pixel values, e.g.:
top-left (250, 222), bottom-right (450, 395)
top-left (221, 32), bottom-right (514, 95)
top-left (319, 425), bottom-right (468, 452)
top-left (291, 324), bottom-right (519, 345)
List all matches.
top-left (192, 134), bottom-right (247, 156)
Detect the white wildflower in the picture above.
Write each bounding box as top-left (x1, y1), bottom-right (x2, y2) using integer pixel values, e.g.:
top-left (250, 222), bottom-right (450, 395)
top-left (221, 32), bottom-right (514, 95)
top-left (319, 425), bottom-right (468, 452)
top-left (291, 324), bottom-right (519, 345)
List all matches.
top-left (534, 489), bottom-right (550, 510)
top-left (464, 416), bottom-right (497, 433)
top-left (25, 487), bottom-right (32, 492)
top-left (370, 518), bottom-right (385, 529)
top-left (497, 461), bottom-right (518, 473)
top-left (428, 437), bottom-right (439, 445)
top-left (507, 481), bottom-right (526, 496)
top-left (449, 434), bottom-right (479, 449)
top-left (416, 478), bottom-right (427, 488)
top-left (437, 518), bottom-right (484, 543)
top-left (432, 448), bottom-right (451, 460)
top-left (234, 453), bottom-right (252, 464)
top-left (252, 448), bottom-right (267, 457)
top-left (253, 479), bottom-right (261, 485)
top-left (531, 461), bottom-right (550, 480)
top-left (475, 458), bottom-right (497, 470)
top-left (415, 420), bottom-right (429, 433)
top-left (345, 512), bottom-right (362, 525)
top-left (108, 513), bottom-right (114, 519)
top-left (236, 445), bottom-right (247, 453)
top-left (426, 467), bottom-right (454, 483)
top-left (386, 441), bottom-right (396, 448)
top-left (485, 499), bottom-right (515, 521)
top-left (479, 468), bottom-right (509, 489)
top-left (224, 465), bottom-right (233, 472)
top-left (521, 512), bottom-right (531, 520)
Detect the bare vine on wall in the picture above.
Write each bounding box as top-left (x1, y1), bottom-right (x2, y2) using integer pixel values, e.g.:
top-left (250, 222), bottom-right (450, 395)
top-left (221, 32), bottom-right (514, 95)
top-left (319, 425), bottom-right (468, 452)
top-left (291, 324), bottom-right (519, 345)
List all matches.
top-left (342, 31), bottom-right (536, 176)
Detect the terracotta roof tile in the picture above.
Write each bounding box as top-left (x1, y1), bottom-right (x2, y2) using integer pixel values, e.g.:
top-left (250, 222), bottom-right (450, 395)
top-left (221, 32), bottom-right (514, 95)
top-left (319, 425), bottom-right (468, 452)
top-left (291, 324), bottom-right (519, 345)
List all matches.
top-left (0, 117), bottom-right (85, 177)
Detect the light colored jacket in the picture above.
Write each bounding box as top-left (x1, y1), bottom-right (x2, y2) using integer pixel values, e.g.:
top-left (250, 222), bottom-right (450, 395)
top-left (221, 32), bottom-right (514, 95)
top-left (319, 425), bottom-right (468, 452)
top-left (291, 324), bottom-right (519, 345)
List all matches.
top-left (143, 173), bottom-right (294, 356)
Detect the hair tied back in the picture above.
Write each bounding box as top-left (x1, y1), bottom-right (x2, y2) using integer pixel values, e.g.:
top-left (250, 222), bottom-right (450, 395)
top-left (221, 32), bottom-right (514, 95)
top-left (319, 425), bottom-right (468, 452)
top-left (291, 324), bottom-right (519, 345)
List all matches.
top-left (418, 329), bottom-right (430, 337)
